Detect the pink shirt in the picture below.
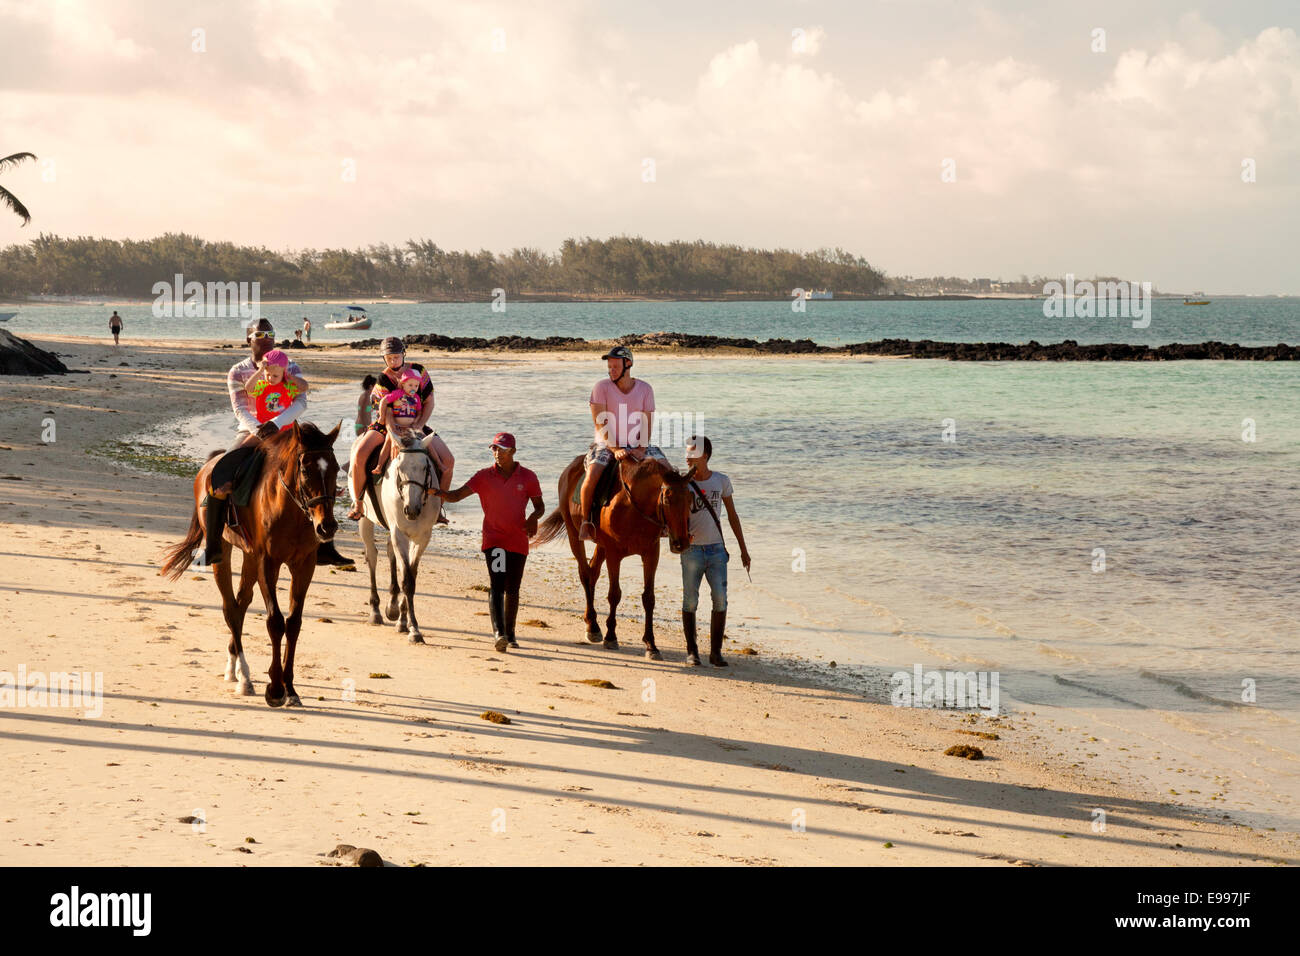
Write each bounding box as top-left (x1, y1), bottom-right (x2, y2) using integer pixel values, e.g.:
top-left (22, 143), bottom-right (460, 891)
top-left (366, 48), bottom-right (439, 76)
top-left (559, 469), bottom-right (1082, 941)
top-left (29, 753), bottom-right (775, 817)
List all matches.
top-left (589, 378), bottom-right (654, 447)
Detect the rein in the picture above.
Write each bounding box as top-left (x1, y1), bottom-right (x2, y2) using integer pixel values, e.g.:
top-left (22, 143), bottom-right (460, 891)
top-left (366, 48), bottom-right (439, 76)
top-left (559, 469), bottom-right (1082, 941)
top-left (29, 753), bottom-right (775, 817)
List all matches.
top-left (621, 474), bottom-right (667, 530)
top-left (395, 444), bottom-right (436, 497)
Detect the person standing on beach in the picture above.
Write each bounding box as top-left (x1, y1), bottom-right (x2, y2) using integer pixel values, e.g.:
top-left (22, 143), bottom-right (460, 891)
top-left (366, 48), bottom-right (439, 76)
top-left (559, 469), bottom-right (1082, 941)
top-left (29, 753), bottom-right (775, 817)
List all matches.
top-left (199, 317), bottom-right (350, 567)
top-left (109, 311), bottom-right (123, 346)
top-left (578, 345), bottom-right (668, 542)
top-left (434, 433), bottom-right (544, 653)
top-left (355, 374), bottom-right (377, 436)
top-left (680, 435), bottom-right (751, 667)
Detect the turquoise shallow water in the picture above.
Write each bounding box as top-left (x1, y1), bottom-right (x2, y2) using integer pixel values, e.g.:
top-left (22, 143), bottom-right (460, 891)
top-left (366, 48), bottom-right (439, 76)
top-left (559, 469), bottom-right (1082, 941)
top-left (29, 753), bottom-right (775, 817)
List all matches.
top-left (155, 348), bottom-right (1298, 827)
top-left (5, 297), bottom-right (1300, 346)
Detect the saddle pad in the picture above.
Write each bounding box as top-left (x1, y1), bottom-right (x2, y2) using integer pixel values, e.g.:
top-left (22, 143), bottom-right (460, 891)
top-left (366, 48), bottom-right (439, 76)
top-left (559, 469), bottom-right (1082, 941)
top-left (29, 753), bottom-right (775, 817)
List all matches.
top-left (572, 458), bottom-right (621, 523)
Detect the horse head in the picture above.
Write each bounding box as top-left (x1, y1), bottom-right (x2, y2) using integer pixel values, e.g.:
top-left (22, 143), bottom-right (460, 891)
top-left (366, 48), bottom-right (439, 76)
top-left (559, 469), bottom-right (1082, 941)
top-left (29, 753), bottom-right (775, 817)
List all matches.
top-left (391, 438), bottom-right (436, 521)
top-left (289, 420), bottom-right (342, 542)
top-left (660, 464), bottom-right (697, 554)
top-left (624, 459), bottom-right (696, 554)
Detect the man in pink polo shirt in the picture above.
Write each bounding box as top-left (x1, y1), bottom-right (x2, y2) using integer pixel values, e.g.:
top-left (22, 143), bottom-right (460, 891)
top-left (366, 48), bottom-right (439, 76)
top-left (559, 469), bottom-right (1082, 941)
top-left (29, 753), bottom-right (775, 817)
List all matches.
top-left (434, 433), bottom-right (545, 653)
top-left (578, 345), bottom-right (668, 542)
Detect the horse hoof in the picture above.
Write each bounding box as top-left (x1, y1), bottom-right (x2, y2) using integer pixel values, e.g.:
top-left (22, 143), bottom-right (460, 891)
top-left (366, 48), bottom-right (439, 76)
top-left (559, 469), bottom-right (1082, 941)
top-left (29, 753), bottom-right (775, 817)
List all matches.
top-left (408, 632), bottom-right (425, 644)
top-left (586, 632), bottom-right (603, 644)
top-left (368, 612), bottom-right (382, 626)
top-left (285, 694), bottom-right (302, 708)
top-left (685, 654), bottom-right (701, 667)
top-left (239, 681), bottom-right (256, 696)
top-left (385, 603), bottom-right (400, 621)
top-left (646, 649), bottom-right (662, 661)
top-left (396, 622), bottom-right (408, 634)
top-left (265, 688), bottom-right (286, 708)
top-left (602, 638), bottom-right (619, 650)
top-left (223, 663), bottom-right (236, 682)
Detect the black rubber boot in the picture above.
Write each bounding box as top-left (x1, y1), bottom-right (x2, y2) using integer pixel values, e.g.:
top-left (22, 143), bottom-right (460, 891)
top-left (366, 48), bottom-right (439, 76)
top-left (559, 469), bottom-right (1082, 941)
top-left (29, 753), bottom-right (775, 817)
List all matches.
top-left (316, 540), bottom-right (351, 566)
top-left (505, 592), bottom-right (520, 648)
top-left (200, 495), bottom-right (227, 566)
top-left (683, 611), bottom-right (700, 666)
top-left (490, 589), bottom-right (508, 652)
top-left (709, 610), bottom-right (728, 667)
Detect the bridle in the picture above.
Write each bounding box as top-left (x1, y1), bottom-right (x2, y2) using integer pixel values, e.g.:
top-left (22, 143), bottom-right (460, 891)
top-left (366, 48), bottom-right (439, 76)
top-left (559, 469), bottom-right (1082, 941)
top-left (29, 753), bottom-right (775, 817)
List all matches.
top-left (621, 473), bottom-right (669, 530)
top-left (395, 444), bottom-right (436, 499)
top-left (279, 449), bottom-right (337, 516)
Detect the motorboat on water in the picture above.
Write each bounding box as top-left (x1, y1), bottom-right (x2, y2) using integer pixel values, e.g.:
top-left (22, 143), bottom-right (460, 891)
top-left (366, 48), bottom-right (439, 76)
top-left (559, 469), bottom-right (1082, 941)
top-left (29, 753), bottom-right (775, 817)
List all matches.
top-left (0, 311), bottom-right (16, 322)
top-left (804, 289), bottom-right (833, 300)
top-left (324, 305), bottom-right (372, 330)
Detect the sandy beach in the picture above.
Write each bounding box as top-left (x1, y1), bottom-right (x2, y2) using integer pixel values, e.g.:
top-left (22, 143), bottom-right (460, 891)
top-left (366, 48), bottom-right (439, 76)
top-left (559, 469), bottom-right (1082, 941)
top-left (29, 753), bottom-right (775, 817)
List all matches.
top-left (0, 335), bottom-right (1293, 867)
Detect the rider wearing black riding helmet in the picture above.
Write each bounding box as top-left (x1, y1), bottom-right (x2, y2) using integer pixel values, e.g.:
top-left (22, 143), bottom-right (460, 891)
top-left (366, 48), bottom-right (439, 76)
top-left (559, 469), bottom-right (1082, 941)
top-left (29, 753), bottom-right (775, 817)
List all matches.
top-left (578, 345), bottom-right (668, 542)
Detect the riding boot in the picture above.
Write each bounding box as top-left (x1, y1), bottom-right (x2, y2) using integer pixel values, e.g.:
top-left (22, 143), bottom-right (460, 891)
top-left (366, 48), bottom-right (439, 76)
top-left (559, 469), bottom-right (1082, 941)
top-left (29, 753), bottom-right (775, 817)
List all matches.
top-left (316, 540), bottom-right (351, 566)
top-left (504, 592), bottom-right (520, 648)
top-left (200, 495), bottom-right (227, 566)
top-left (709, 610), bottom-right (729, 667)
top-left (683, 611), bottom-right (700, 665)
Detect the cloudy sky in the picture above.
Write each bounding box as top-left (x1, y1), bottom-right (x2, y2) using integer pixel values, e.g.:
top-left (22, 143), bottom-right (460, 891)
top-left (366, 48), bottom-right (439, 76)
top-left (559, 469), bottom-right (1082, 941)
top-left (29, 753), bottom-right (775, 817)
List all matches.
top-left (1, 0), bottom-right (1297, 292)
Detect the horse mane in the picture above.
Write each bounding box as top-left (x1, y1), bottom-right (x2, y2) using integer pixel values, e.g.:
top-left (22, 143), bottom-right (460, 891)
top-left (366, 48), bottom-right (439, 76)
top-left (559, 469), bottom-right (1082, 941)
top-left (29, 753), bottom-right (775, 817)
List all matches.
top-left (259, 421), bottom-right (334, 471)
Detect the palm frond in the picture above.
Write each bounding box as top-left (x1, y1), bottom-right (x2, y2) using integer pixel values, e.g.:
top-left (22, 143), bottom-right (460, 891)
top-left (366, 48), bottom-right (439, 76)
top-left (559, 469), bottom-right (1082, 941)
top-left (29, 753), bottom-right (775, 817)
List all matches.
top-left (0, 152), bottom-right (37, 175)
top-left (0, 185), bottom-right (32, 226)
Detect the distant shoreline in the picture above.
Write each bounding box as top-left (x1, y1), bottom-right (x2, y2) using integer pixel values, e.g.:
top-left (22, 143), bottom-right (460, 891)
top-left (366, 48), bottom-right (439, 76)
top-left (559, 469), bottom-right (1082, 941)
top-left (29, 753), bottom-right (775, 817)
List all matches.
top-left (319, 331), bottom-right (1300, 360)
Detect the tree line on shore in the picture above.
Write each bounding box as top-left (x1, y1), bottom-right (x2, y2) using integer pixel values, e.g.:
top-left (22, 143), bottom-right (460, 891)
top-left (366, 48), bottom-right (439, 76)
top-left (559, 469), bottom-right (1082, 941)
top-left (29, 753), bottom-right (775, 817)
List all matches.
top-left (0, 233), bottom-right (888, 298)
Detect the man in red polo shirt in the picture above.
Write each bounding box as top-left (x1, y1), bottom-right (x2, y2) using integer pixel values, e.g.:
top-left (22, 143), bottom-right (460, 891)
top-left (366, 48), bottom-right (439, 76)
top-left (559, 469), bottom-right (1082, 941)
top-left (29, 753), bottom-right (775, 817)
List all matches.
top-left (434, 432), bottom-right (545, 653)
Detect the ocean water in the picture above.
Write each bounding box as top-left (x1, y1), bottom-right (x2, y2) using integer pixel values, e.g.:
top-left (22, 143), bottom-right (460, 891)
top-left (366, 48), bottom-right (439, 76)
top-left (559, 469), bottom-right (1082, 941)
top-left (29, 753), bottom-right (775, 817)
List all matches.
top-left (158, 350), bottom-right (1300, 829)
top-left (5, 297), bottom-right (1300, 346)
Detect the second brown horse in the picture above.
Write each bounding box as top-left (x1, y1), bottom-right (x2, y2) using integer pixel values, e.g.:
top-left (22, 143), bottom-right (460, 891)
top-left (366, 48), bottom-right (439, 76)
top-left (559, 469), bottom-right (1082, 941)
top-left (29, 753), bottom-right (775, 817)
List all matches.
top-left (533, 455), bottom-right (694, 658)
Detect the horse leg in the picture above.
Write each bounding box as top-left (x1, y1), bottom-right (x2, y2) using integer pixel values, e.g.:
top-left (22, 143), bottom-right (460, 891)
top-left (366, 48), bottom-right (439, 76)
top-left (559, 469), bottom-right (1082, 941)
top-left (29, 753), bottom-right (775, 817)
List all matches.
top-left (385, 537), bottom-right (402, 625)
top-left (603, 552), bottom-right (622, 650)
top-left (281, 556), bottom-right (315, 707)
top-left (213, 539), bottom-right (248, 693)
top-left (361, 517), bottom-right (382, 625)
top-left (566, 509), bottom-right (603, 642)
top-left (641, 547), bottom-right (661, 660)
top-left (257, 555), bottom-right (288, 708)
top-left (228, 551), bottom-right (257, 695)
top-left (394, 528), bottom-right (423, 644)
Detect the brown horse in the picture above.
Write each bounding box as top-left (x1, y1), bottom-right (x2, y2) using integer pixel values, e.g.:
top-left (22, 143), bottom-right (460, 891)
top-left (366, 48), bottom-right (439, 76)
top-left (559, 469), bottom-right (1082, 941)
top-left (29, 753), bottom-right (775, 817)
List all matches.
top-left (533, 455), bottom-right (694, 659)
top-left (161, 421), bottom-right (341, 707)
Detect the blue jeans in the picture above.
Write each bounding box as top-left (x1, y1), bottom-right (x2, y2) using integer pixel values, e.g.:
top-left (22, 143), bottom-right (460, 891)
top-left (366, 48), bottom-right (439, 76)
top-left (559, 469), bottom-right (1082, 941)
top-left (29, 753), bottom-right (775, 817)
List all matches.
top-left (681, 543), bottom-right (728, 614)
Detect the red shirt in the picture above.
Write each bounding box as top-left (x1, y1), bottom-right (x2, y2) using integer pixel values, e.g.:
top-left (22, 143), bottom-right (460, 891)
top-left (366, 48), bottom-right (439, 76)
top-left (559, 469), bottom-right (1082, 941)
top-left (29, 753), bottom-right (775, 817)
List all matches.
top-left (466, 464), bottom-right (542, 555)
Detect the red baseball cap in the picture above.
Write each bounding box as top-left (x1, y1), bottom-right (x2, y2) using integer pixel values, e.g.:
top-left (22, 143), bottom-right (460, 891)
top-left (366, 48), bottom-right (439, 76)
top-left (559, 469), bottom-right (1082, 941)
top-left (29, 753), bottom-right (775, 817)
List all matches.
top-left (489, 432), bottom-right (516, 450)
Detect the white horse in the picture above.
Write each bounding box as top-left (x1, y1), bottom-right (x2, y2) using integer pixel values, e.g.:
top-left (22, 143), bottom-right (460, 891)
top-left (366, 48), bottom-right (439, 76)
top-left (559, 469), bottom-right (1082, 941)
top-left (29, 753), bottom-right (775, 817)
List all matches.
top-left (356, 434), bottom-right (440, 643)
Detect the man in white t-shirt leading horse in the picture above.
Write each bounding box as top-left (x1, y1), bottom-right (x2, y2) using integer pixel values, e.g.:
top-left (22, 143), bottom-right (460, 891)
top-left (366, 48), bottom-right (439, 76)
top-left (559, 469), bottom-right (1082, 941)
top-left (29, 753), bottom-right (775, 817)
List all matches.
top-left (578, 345), bottom-right (670, 542)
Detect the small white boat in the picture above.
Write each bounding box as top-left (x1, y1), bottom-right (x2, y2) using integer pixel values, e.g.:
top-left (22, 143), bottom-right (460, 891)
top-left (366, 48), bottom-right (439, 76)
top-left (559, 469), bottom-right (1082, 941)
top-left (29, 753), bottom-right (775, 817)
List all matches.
top-left (325, 305), bottom-right (372, 330)
top-left (804, 289), bottom-right (833, 300)
top-left (0, 312), bottom-right (16, 322)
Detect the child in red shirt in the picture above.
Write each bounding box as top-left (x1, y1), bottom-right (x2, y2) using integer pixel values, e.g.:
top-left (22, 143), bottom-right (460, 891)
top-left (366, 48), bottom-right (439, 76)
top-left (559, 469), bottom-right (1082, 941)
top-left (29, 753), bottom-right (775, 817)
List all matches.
top-left (243, 349), bottom-right (308, 428)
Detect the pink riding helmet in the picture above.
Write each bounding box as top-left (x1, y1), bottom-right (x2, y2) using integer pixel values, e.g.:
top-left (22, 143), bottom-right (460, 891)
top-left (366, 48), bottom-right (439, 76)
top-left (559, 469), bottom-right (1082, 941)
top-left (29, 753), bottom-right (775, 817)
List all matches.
top-left (399, 368), bottom-right (421, 384)
top-left (263, 349), bottom-right (289, 368)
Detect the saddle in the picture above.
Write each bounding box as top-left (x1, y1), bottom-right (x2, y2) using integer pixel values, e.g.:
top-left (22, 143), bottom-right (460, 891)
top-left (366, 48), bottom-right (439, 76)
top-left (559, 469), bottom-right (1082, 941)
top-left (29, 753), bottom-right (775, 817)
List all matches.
top-left (572, 457), bottom-right (622, 524)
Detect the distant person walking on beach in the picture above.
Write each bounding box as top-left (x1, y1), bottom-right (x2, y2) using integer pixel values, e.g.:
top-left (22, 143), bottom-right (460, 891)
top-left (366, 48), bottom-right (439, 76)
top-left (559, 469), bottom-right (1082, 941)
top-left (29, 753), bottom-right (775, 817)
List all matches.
top-left (434, 433), bottom-right (544, 653)
top-left (109, 311), bottom-right (123, 346)
top-left (355, 374), bottom-right (377, 436)
top-left (680, 435), bottom-right (751, 667)
top-left (302, 317), bottom-right (311, 343)
top-left (578, 345), bottom-right (668, 542)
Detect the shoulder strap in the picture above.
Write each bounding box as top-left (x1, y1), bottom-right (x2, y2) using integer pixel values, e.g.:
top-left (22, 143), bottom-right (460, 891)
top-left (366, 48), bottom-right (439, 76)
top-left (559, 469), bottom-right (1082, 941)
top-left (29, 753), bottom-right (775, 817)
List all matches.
top-left (689, 479), bottom-right (726, 542)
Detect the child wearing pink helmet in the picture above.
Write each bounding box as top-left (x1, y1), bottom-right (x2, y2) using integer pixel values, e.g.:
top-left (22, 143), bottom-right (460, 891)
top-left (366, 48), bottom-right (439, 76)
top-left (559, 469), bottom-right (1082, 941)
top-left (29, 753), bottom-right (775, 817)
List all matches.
top-left (370, 367), bottom-right (430, 478)
top-left (243, 348), bottom-right (309, 430)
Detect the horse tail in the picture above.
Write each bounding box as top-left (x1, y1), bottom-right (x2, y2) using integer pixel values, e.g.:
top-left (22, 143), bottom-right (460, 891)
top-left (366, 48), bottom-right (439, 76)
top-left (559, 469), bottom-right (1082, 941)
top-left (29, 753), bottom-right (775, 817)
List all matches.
top-left (161, 505), bottom-right (203, 580)
top-left (160, 450), bottom-right (221, 580)
top-left (531, 507), bottom-right (567, 547)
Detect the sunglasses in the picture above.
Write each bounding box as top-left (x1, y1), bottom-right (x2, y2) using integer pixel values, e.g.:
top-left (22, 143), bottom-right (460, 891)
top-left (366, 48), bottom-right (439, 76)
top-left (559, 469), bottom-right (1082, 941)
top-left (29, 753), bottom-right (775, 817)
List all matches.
top-left (249, 330), bottom-right (275, 340)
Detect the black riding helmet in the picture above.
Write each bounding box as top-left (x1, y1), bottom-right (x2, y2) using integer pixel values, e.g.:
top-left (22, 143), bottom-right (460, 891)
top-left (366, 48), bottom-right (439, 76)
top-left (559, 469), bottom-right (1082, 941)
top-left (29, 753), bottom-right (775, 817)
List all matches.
top-left (381, 336), bottom-right (406, 355)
